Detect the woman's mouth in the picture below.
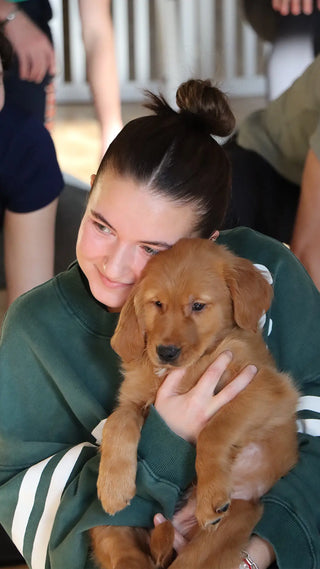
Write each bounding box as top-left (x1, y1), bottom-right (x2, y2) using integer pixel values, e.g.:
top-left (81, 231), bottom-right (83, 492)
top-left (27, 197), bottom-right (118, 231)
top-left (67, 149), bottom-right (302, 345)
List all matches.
top-left (97, 267), bottom-right (133, 289)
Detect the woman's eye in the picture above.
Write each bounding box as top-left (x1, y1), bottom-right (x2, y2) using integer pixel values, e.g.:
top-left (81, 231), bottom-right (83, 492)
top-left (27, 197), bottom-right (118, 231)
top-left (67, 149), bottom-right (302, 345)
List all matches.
top-left (142, 245), bottom-right (160, 256)
top-left (192, 302), bottom-right (206, 312)
top-left (93, 221), bottom-right (112, 234)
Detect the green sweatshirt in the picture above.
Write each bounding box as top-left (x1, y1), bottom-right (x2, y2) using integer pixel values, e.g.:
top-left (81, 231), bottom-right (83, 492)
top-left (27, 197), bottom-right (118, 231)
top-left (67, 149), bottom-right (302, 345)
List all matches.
top-left (0, 227), bottom-right (320, 569)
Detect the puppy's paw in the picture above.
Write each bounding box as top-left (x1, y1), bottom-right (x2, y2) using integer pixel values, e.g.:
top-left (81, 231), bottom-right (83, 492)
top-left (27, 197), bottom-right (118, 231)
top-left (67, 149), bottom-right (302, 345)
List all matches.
top-left (150, 521), bottom-right (175, 568)
top-left (196, 484), bottom-right (231, 528)
top-left (97, 459), bottom-right (137, 515)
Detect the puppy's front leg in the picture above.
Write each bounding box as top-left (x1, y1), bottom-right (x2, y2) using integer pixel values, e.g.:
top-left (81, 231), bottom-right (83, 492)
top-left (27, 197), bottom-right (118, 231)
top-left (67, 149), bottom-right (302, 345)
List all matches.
top-left (97, 404), bottom-right (144, 515)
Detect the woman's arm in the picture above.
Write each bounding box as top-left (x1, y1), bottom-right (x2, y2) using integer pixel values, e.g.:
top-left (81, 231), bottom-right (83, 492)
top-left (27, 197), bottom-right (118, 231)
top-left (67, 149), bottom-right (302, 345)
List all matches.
top-left (290, 148), bottom-right (320, 290)
top-left (78, 0), bottom-right (123, 154)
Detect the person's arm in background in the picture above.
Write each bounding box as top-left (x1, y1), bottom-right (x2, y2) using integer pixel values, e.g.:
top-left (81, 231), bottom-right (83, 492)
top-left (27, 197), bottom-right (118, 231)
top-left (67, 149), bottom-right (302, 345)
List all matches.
top-left (272, 0), bottom-right (320, 15)
top-left (290, 148), bottom-right (320, 290)
top-left (78, 0), bottom-right (123, 154)
top-left (0, 0), bottom-right (55, 83)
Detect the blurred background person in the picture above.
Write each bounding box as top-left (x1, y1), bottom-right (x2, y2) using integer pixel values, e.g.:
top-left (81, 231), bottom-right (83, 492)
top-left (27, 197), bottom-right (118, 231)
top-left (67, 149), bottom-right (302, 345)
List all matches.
top-left (242, 0), bottom-right (320, 99)
top-left (0, 0), bottom-right (123, 150)
top-left (0, 29), bottom-right (63, 307)
top-left (224, 54), bottom-right (320, 290)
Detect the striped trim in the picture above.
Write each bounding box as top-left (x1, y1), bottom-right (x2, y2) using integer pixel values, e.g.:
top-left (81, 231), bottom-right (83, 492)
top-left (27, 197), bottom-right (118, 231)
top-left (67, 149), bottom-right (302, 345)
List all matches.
top-left (11, 455), bottom-right (53, 555)
top-left (296, 396), bottom-right (320, 437)
top-left (11, 443), bottom-right (94, 569)
top-left (31, 443), bottom-right (94, 569)
top-left (297, 418), bottom-right (320, 437)
top-left (297, 395), bottom-right (320, 413)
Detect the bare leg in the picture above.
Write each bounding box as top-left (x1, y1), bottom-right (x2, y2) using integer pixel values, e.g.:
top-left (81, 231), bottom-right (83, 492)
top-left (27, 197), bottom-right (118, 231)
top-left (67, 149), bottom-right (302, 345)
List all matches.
top-left (4, 198), bottom-right (58, 306)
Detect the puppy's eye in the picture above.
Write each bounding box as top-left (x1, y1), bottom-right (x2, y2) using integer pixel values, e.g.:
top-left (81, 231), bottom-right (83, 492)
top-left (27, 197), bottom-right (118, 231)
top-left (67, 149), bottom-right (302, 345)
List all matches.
top-left (192, 302), bottom-right (206, 312)
top-left (154, 300), bottom-right (162, 309)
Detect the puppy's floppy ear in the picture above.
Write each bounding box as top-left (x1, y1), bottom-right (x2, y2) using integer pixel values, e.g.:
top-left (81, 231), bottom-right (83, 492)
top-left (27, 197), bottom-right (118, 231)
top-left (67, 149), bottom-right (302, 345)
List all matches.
top-left (110, 286), bottom-right (145, 362)
top-left (224, 255), bottom-right (273, 332)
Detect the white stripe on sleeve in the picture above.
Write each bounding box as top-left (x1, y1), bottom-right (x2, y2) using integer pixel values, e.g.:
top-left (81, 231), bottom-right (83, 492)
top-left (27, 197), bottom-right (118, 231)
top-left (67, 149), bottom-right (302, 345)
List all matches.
top-left (297, 418), bottom-right (320, 437)
top-left (11, 455), bottom-right (53, 555)
top-left (31, 442), bottom-right (94, 569)
top-left (297, 395), bottom-right (320, 414)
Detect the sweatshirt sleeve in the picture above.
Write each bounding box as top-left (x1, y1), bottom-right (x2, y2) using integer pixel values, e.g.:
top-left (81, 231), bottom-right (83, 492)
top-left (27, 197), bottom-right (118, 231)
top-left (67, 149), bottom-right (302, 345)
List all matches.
top-left (0, 292), bottom-right (196, 569)
top-left (253, 240), bottom-right (320, 568)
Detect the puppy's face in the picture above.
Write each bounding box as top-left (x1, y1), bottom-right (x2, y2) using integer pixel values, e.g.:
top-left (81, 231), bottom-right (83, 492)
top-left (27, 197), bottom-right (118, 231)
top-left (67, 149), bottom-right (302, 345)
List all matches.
top-left (111, 238), bottom-right (273, 369)
top-left (136, 249), bottom-right (234, 368)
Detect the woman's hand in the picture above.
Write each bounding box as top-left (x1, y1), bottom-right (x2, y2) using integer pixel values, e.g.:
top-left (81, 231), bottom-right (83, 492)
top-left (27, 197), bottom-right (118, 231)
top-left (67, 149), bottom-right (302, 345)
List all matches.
top-left (154, 351), bottom-right (257, 444)
top-left (154, 513), bottom-right (275, 568)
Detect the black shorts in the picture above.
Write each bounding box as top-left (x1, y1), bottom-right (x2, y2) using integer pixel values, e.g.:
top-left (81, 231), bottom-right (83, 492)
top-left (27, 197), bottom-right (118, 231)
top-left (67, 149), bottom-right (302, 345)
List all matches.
top-left (3, 0), bottom-right (53, 122)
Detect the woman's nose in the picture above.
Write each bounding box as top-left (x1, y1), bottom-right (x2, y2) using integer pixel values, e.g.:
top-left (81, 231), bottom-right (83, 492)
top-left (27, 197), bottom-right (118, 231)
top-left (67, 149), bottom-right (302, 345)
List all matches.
top-left (103, 242), bottom-right (134, 280)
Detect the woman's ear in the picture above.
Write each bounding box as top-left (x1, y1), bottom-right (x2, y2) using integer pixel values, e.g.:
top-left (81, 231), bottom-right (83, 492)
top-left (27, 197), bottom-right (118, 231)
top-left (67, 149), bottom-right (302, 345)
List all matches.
top-left (111, 287), bottom-right (146, 362)
top-left (209, 230), bottom-right (220, 241)
top-left (90, 174), bottom-right (96, 188)
top-left (224, 256), bottom-right (273, 332)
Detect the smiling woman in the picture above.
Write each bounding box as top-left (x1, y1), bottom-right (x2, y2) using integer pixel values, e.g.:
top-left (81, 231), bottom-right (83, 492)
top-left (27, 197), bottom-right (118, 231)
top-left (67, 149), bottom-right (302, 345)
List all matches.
top-left (0, 79), bottom-right (320, 569)
top-left (76, 170), bottom-right (198, 310)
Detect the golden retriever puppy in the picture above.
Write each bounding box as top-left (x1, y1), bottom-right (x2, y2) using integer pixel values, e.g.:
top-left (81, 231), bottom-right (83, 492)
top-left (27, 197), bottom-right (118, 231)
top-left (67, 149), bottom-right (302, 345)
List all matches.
top-left (91, 238), bottom-right (299, 569)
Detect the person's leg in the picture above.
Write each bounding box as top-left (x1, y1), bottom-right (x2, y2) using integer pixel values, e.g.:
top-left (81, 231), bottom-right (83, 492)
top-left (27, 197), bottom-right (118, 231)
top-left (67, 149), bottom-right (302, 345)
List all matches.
top-left (4, 198), bottom-right (58, 306)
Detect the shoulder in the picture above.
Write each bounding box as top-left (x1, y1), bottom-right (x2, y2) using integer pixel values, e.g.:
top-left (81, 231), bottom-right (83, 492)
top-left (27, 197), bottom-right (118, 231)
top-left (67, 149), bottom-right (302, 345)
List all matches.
top-left (218, 227), bottom-right (290, 264)
top-left (218, 227), bottom-right (316, 294)
top-left (1, 266), bottom-right (81, 335)
top-left (3, 276), bottom-right (64, 329)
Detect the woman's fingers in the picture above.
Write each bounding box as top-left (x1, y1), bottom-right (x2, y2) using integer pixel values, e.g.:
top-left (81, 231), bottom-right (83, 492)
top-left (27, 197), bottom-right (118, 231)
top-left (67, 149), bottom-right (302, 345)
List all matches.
top-left (207, 363), bottom-right (258, 413)
top-left (189, 351), bottom-right (233, 398)
top-left (155, 351), bottom-right (257, 444)
top-left (156, 367), bottom-right (187, 397)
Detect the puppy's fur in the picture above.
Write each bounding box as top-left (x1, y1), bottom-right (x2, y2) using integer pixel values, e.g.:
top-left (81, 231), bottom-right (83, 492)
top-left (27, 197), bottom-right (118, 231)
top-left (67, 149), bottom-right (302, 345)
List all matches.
top-left (91, 238), bottom-right (299, 569)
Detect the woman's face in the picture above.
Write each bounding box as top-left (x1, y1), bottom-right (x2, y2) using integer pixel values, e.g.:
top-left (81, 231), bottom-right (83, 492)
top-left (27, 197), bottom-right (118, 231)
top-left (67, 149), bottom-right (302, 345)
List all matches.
top-left (76, 167), bottom-right (199, 311)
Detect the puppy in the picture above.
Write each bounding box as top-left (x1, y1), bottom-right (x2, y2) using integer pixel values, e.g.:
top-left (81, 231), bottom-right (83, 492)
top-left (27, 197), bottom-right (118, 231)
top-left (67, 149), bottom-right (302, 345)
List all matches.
top-left (91, 238), bottom-right (299, 569)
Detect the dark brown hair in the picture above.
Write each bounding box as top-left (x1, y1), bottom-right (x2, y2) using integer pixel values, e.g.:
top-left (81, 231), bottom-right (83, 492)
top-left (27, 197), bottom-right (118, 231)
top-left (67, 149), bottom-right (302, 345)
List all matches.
top-left (95, 79), bottom-right (235, 237)
top-left (0, 29), bottom-right (13, 70)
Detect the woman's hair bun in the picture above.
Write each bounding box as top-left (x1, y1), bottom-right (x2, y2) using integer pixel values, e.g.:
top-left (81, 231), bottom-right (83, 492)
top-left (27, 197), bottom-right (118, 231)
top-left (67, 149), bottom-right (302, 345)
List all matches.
top-left (176, 79), bottom-right (235, 138)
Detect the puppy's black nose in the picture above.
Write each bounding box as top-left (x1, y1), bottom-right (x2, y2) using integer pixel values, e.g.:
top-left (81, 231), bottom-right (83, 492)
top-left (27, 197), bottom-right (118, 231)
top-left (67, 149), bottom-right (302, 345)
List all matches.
top-left (157, 344), bottom-right (181, 363)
